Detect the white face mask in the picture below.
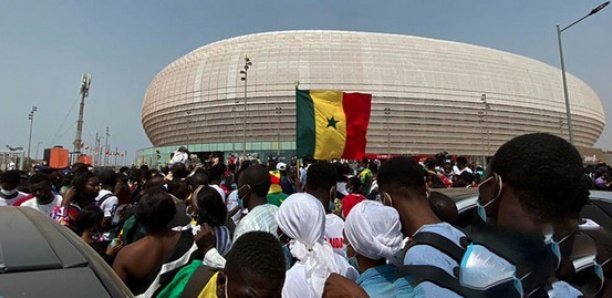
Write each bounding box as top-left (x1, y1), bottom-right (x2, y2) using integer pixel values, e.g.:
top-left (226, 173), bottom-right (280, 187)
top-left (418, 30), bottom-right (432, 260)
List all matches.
top-left (0, 187), bottom-right (18, 196)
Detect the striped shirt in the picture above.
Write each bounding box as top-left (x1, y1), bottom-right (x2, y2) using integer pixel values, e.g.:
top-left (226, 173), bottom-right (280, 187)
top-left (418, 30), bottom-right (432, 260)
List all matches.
top-left (233, 203), bottom-right (279, 241)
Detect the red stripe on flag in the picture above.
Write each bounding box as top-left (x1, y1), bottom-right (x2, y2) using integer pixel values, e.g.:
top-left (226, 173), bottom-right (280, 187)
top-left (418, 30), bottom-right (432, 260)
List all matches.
top-left (341, 92), bottom-right (372, 160)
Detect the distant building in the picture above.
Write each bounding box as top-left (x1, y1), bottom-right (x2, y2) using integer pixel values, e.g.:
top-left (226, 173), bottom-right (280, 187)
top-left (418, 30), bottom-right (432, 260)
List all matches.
top-left (139, 30), bottom-right (605, 165)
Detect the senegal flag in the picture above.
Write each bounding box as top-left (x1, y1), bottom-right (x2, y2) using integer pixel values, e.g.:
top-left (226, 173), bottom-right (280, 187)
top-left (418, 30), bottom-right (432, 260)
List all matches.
top-left (296, 89), bottom-right (372, 160)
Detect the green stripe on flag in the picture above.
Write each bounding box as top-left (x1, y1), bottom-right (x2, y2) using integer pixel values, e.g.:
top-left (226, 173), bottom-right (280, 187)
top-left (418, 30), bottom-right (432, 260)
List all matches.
top-left (296, 89), bottom-right (315, 158)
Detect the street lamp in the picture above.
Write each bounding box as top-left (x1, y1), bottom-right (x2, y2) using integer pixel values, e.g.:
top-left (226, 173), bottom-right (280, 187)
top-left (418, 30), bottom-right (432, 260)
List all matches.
top-left (275, 106), bottom-right (282, 156)
top-left (557, 1), bottom-right (609, 145)
top-left (480, 94), bottom-right (491, 165)
top-left (384, 107), bottom-right (391, 155)
top-left (26, 105), bottom-right (38, 167)
top-left (239, 56), bottom-right (252, 157)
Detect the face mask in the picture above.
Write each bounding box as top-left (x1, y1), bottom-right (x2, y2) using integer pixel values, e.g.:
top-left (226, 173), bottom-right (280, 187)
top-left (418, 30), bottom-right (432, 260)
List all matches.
top-left (348, 255), bottom-right (360, 271)
top-left (476, 174), bottom-right (503, 223)
top-left (459, 244), bottom-right (525, 296)
top-left (237, 185), bottom-right (249, 209)
top-left (544, 233), bottom-right (562, 269)
top-left (281, 243), bottom-right (295, 271)
top-left (328, 200), bottom-right (335, 213)
top-left (0, 187), bottom-right (18, 197)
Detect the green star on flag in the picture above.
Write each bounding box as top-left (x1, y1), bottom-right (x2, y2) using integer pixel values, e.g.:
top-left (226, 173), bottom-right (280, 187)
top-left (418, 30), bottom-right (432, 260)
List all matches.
top-left (327, 116), bottom-right (339, 129)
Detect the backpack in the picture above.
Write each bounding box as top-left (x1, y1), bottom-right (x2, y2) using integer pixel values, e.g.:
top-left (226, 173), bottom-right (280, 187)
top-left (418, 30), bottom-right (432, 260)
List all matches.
top-left (396, 232), bottom-right (470, 295)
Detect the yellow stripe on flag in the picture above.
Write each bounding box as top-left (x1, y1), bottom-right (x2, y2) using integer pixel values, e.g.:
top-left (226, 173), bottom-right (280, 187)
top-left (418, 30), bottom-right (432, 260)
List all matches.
top-left (311, 91), bottom-right (347, 160)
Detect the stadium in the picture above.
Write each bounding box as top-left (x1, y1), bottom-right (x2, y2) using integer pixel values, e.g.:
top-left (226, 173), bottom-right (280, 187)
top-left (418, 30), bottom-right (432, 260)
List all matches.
top-left (138, 30), bottom-right (605, 165)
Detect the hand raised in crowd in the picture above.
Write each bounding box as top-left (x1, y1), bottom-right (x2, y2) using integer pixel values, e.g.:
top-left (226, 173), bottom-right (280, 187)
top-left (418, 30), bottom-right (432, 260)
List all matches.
top-left (323, 273), bottom-right (369, 298)
top-left (195, 223), bottom-right (216, 253)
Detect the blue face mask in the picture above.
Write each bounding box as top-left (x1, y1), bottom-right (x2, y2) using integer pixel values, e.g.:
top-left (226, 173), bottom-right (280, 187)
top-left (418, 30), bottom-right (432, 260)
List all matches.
top-left (476, 174), bottom-right (503, 223)
top-left (348, 255), bottom-right (360, 271)
top-left (459, 244), bottom-right (525, 296)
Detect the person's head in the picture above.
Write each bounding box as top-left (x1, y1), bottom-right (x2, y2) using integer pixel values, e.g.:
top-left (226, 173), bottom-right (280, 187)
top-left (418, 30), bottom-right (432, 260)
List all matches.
top-left (190, 185), bottom-right (227, 226)
top-left (97, 168), bottom-right (117, 188)
top-left (71, 171), bottom-right (100, 204)
top-left (136, 187), bottom-right (176, 234)
top-left (306, 161), bottom-right (337, 210)
top-left (237, 164), bottom-right (270, 209)
top-left (220, 231), bottom-right (285, 298)
top-left (208, 163), bottom-right (227, 184)
top-left (171, 162), bottom-right (190, 180)
top-left (347, 176), bottom-right (364, 196)
top-left (1, 170), bottom-right (21, 193)
top-left (28, 173), bottom-right (54, 204)
top-left (479, 133), bottom-right (589, 232)
top-left (276, 193), bottom-right (325, 247)
top-left (377, 156), bottom-right (427, 206)
top-left (428, 191), bottom-right (459, 224)
top-left (167, 180), bottom-right (189, 201)
top-left (456, 156), bottom-right (468, 169)
top-left (187, 172), bottom-right (209, 192)
top-left (75, 205), bottom-right (104, 236)
top-left (344, 201), bottom-right (404, 272)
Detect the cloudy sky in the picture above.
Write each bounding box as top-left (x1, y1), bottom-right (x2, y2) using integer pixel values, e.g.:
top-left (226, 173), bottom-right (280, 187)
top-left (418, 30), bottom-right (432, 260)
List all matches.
top-left (1, 0), bottom-right (611, 163)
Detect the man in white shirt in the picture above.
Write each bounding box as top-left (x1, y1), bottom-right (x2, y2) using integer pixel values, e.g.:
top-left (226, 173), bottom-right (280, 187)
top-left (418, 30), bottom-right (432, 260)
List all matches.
top-left (201, 164), bottom-right (279, 268)
top-left (21, 173), bottom-right (62, 217)
top-left (0, 170), bottom-right (28, 206)
top-left (95, 168), bottom-right (120, 228)
top-left (305, 161), bottom-right (346, 257)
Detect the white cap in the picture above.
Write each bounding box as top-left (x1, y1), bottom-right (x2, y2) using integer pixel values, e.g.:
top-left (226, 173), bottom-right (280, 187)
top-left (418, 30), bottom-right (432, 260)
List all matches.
top-left (276, 162), bottom-right (287, 171)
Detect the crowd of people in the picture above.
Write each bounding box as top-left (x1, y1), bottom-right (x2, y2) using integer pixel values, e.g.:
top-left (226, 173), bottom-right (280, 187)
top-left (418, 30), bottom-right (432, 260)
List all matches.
top-left (1, 132), bottom-right (611, 297)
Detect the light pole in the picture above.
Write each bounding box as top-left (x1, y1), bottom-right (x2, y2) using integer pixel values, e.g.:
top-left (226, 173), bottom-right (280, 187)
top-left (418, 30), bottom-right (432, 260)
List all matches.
top-left (557, 1), bottom-right (609, 145)
top-left (384, 107), bottom-right (391, 155)
top-left (239, 56), bottom-right (252, 158)
top-left (186, 111), bottom-right (192, 147)
top-left (275, 106), bottom-right (282, 156)
top-left (480, 94), bottom-right (491, 165)
top-left (73, 73), bottom-right (91, 163)
top-left (26, 105), bottom-right (38, 167)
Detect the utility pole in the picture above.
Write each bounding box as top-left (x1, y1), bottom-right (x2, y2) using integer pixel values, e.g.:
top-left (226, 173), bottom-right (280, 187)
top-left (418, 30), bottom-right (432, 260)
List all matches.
top-left (94, 133), bottom-right (101, 166)
top-left (239, 56), bottom-right (252, 158)
top-left (104, 126), bottom-right (110, 166)
top-left (480, 94), bottom-right (491, 167)
top-left (72, 73), bottom-right (91, 163)
top-left (26, 106), bottom-right (38, 169)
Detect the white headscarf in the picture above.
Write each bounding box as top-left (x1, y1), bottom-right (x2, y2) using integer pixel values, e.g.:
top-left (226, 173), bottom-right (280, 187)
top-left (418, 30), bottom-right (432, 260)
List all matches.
top-left (276, 193), bottom-right (341, 297)
top-left (344, 200), bottom-right (404, 265)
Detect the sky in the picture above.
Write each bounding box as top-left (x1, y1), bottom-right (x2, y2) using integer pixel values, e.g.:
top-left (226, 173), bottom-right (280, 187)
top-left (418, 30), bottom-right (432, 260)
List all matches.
top-left (1, 0), bottom-right (611, 163)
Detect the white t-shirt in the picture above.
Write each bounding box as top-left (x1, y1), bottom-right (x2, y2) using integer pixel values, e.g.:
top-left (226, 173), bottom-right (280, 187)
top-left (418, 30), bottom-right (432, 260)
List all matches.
top-left (21, 194), bottom-right (62, 217)
top-left (324, 213), bottom-right (346, 257)
top-left (94, 189), bottom-right (119, 224)
top-left (0, 191), bottom-right (28, 207)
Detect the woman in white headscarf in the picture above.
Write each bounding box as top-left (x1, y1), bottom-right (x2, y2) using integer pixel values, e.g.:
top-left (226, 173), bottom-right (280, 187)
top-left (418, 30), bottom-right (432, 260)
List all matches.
top-left (344, 200), bottom-right (414, 297)
top-left (276, 193), bottom-right (358, 298)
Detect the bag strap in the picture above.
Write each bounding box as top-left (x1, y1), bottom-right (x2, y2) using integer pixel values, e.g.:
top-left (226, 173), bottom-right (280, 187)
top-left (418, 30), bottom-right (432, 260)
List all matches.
top-left (96, 193), bottom-right (115, 206)
top-left (397, 265), bottom-right (464, 296)
top-left (407, 232), bottom-right (467, 263)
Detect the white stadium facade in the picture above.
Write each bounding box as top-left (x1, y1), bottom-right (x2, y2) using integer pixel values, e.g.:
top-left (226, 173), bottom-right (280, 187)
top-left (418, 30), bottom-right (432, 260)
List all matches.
top-left (138, 30), bottom-right (605, 165)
